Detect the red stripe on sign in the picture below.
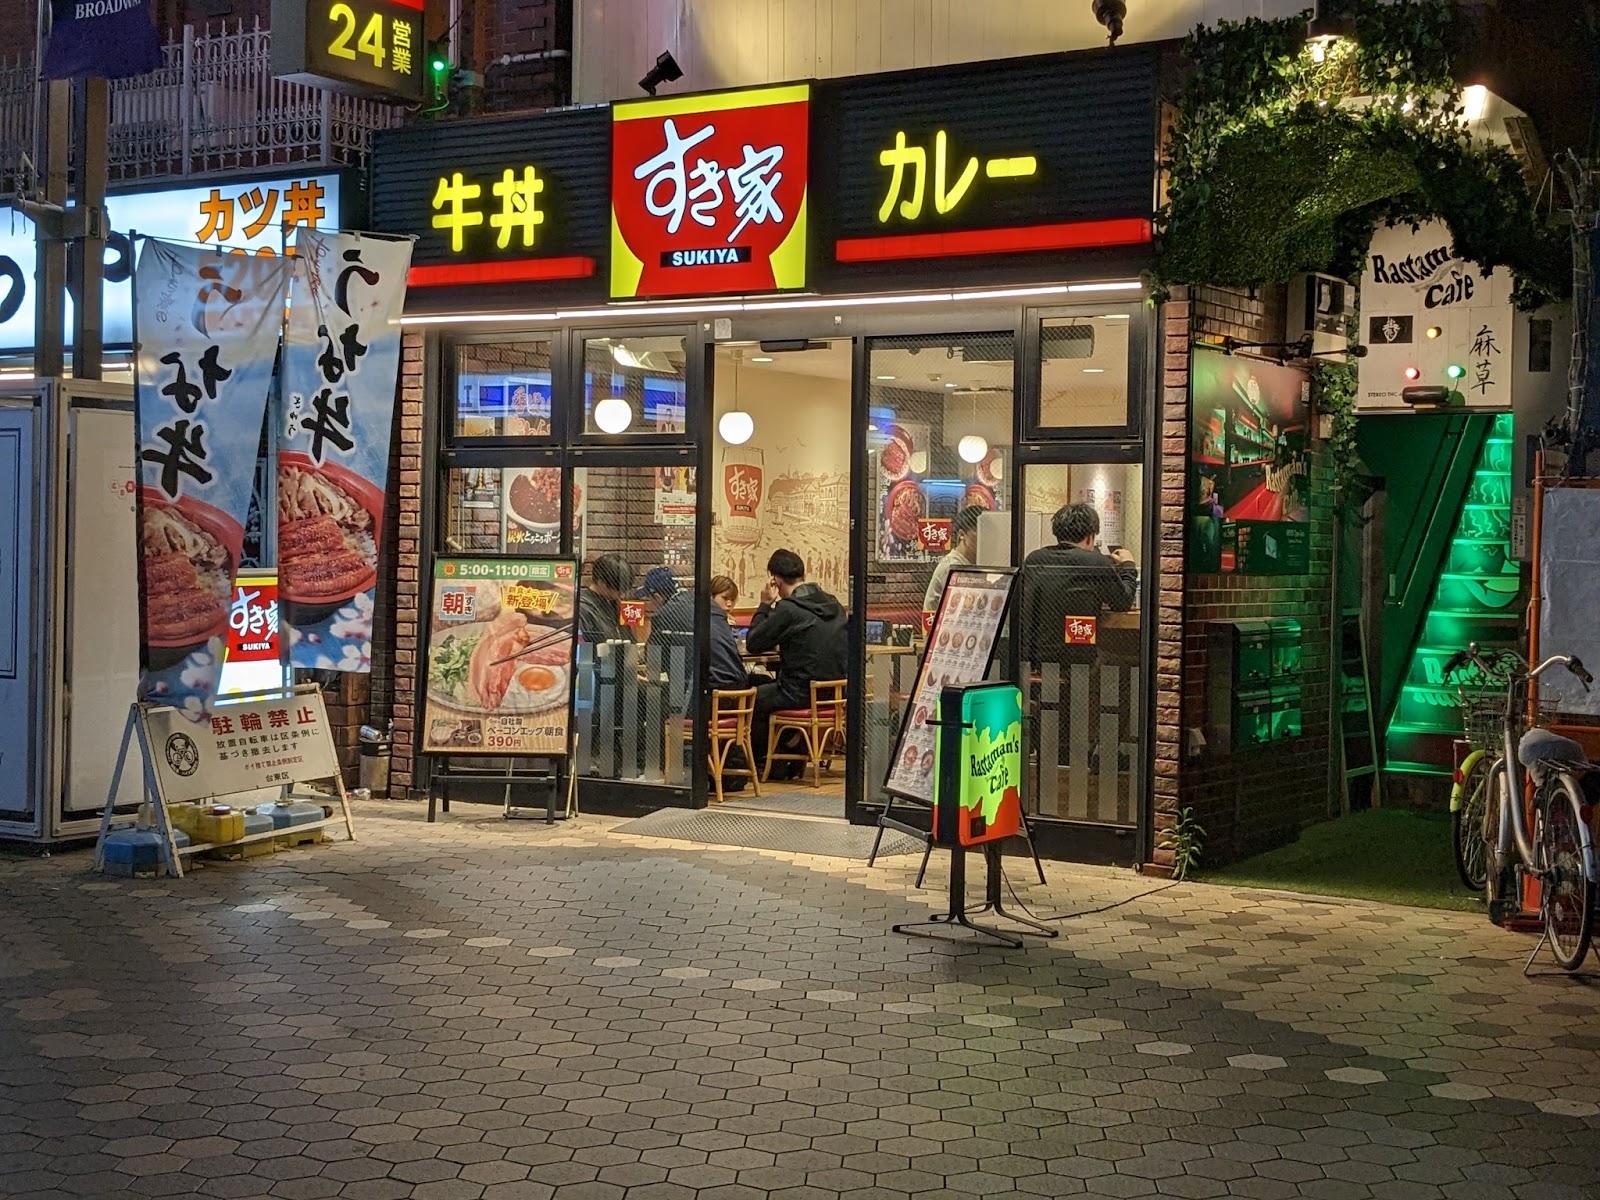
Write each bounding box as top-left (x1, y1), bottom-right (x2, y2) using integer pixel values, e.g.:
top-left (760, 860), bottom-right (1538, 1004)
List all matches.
top-left (835, 218), bottom-right (1153, 263)
top-left (407, 257), bottom-right (598, 286)
top-left (389, 0), bottom-right (426, 10)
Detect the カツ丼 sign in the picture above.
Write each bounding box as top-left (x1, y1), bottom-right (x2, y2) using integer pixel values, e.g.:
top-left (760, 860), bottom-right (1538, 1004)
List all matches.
top-left (271, 0), bottom-right (425, 102)
top-left (611, 84), bottom-right (810, 299)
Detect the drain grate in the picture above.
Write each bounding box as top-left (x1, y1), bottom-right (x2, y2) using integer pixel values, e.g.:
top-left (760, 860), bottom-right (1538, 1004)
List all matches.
top-left (721, 792), bottom-right (845, 819)
top-left (610, 809), bottom-right (922, 859)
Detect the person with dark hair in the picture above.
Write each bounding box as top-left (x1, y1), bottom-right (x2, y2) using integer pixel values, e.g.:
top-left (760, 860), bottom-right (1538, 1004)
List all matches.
top-left (746, 548), bottom-right (848, 771)
top-left (578, 553), bottom-right (634, 644)
top-left (707, 575), bottom-right (749, 691)
top-left (1019, 502), bottom-right (1136, 665)
top-left (922, 504), bottom-right (987, 612)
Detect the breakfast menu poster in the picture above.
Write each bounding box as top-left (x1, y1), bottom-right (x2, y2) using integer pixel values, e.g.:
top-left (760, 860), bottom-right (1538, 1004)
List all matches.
top-left (421, 559), bottom-right (577, 756)
top-left (884, 567), bottom-right (1017, 805)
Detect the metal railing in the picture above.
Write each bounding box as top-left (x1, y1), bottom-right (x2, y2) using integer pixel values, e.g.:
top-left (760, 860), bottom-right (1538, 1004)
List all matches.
top-left (0, 19), bottom-right (403, 195)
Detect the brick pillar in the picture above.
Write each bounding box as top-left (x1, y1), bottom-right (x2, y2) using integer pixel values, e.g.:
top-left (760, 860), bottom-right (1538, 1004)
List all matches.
top-left (389, 330), bottom-right (426, 796)
top-left (1147, 294), bottom-right (1192, 876)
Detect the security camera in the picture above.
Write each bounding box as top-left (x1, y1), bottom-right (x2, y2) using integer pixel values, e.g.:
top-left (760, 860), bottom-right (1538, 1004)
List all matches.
top-left (638, 51), bottom-right (683, 96)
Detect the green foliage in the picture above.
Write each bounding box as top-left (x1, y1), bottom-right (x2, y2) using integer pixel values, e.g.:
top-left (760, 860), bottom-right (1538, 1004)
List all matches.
top-left (1159, 806), bottom-right (1207, 881)
top-left (1154, 0), bottom-right (1564, 306)
top-left (1314, 354), bottom-right (1360, 501)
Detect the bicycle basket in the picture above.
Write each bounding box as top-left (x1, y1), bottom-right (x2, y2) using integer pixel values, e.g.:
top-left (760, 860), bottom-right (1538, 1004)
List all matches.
top-left (1459, 695), bottom-right (1504, 752)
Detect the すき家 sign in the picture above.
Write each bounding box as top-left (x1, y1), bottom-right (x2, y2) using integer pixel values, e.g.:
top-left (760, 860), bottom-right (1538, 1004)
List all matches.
top-left (611, 84), bottom-right (810, 299)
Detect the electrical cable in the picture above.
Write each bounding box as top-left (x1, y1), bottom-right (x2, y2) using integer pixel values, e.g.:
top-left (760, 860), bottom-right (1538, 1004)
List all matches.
top-left (997, 857), bottom-right (1178, 923)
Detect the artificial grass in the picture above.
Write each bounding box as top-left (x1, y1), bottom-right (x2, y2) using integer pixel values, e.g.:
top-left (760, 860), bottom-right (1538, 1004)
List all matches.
top-left (1199, 806), bottom-right (1485, 913)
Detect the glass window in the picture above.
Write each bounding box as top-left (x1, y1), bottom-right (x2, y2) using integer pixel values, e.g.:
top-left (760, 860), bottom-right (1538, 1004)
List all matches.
top-left (1036, 313), bottom-right (1133, 431)
top-left (441, 466), bottom-right (574, 556)
top-left (572, 464), bottom-right (699, 788)
top-left (1016, 461), bottom-right (1144, 827)
top-left (452, 339), bottom-right (556, 438)
top-left (861, 332), bottom-right (1015, 800)
top-left (583, 336), bottom-right (689, 436)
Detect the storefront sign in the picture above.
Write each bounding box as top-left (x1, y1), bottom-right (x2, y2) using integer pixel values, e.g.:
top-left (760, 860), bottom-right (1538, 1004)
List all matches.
top-left (1187, 347), bottom-right (1311, 577)
top-left (618, 600), bottom-right (646, 628)
top-left (1064, 616), bottom-right (1098, 646)
top-left (270, 0), bottom-right (425, 102)
top-left (218, 572), bottom-right (286, 697)
top-left (817, 50), bottom-right (1157, 275)
top-left (1357, 220), bottom-right (1514, 411)
top-left (917, 518), bottom-right (952, 554)
top-left (610, 84), bottom-right (811, 298)
top-left (279, 228), bottom-right (413, 671)
top-left (886, 567), bottom-right (1015, 805)
top-left (933, 683), bottom-right (1024, 847)
top-left (422, 558), bottom-right (576, 756)
top-left (0, 173), bottom-right (340, 356)
top-left (134, 239), bottom-right (292, 716)
top-left (143, 689), bottom-right (340, 801)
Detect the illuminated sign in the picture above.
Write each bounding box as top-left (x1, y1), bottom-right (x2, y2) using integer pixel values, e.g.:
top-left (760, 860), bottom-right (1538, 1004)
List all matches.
top-left (271, 0), bottom-right (426, 103)
top-left (219, 571), bottom-right (287, 697)
top-left (877, 131), bottom-right (1037, 224)
top-left (0, 172), bottom-right (340, 356)
top-left (610, 84), bottom-right (810, 299)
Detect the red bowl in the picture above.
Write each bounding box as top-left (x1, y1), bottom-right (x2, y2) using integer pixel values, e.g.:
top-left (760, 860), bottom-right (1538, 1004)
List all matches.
top-left (278, 451), bottom-right (383, 607)
top-left (139, 487), bottom-right (240, 650)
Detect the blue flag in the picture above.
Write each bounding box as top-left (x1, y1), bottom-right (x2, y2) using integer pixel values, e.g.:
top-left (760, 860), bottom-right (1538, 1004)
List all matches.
top-left (43, 0), bottom-right (162, 81)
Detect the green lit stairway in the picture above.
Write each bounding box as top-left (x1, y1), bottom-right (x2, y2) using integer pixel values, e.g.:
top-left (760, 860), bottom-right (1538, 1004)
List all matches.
top-left (1385, 413), bottom-right (1522, 775)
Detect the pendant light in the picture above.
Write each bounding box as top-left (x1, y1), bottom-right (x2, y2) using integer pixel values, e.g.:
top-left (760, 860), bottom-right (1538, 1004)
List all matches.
top-left (593, 396), bottom-right (632, 433)
top-left (718, 348), bottom-right (755, 445)
top-left (957, 388), bottom-right (987, 463)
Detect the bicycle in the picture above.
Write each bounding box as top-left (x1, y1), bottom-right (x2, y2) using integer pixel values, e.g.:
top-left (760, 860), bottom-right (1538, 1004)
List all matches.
top-left (1443, 643), bottom-right (1599, 973)
top-left (1449, 675), bottom-right (1504, 893)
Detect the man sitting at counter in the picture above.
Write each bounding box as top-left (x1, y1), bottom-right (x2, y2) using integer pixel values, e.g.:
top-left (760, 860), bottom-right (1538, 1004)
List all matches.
top-left (923, 504), bottom-right (987, 612)
top-left (1018, 502), bottom-right (1136, 665)
top-left (578, 554), bottom-right (634, 644)
top-left (746, 548), bottom-right (848, 772)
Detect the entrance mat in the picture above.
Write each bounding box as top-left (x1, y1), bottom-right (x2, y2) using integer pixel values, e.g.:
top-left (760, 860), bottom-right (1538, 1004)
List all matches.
top-left (721, 792), bottom-right (845, 819)
top-left (610, 809), bottom-right (923, 859)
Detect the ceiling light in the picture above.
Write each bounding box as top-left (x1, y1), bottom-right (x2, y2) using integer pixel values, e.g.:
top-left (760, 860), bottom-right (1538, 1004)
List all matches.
top-left (875, 374), bottom-right (896, 381)
top-left (1083, 368), bottom-right (1106, 374)
top-left (958, 435), bottom-right (989, 464)
top-left (1461, 84), bottom-right (1489, 122)
top-left (1100, 313), bottom-right (1130, 320)
top-left (593, 397), bottom-right (633, 433)
top-left (751, 355), bottom-right (774, 363)
top-left (718, 410), bottom-right (754, 445)
top-left (944, 381), bottom-right (957, 388)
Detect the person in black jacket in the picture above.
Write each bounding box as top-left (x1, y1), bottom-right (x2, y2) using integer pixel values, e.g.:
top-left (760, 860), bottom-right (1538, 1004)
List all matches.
top-left (1019, 502), bottom-right (1136, 665)
top-left (745, 548), bottom-right (848, 771)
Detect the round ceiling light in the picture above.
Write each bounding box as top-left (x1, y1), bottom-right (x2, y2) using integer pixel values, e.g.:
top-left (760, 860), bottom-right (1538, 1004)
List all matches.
top-left (593, 397), bottom-right (633, 434)
top-left (958, 435), bottom-right (989, 464)
top-left (718, 410), bottom-right (754, 445)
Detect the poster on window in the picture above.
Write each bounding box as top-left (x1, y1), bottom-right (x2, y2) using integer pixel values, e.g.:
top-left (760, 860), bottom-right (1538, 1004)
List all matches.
top-left (279, 228), bottom-right (413, 671)
top-left (134, 238), bottom-right (292, 717)
top-left (885, 567), bottom-right (1016, 805)
top-left (654, 465), bottom-right (697, 526)
top-left (1187, 347), bottom-right (1310, 576)
top-left (422, 559), bottom-right (576, 755)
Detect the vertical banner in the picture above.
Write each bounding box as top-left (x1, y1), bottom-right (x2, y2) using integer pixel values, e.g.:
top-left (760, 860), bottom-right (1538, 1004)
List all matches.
top-left (135, 239), bottom-right (291, 716)
top-left (280, 229), bottom-right (413, 670)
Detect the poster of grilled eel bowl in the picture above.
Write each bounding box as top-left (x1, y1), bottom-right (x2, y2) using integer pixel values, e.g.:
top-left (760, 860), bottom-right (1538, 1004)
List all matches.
top-left (422, 559), bottom-right (577, 756)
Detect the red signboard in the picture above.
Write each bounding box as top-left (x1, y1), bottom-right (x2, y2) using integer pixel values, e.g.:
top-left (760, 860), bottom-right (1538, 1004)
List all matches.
top-left (611, 84), bottom-right (811, 299)
top-left (917, 518), bottom-right (952, 553)
top-left (619, 600), bottom-right (646, 629)
top-left (1064, 616), bottom-right (1098, 646)
top-left (226, 573), bottom-right (280, 663)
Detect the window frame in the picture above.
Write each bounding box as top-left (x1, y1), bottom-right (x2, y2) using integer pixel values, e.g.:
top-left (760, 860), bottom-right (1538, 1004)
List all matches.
top-left (443, 330), bottom-right (564, 447)
top-left (1022, 300), bottom-right (1148, 441)
top-left (571, 325), bottom-right (701, 447)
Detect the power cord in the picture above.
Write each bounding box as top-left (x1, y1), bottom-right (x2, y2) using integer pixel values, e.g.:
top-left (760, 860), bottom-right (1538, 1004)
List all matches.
top-left (997, 857), bottom-right (1178, 922)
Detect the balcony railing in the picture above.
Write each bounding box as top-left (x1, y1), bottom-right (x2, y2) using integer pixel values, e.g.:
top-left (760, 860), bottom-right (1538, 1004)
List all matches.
top-left (0, 19), bottom-right (402, 195)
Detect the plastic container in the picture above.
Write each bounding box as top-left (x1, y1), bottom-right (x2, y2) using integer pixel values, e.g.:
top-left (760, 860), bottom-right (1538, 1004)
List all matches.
top-left (260, 801), bottom-right (326, 847)
top-left (195, 806), bottom-right (246, 845)
top-left (102, 828), bottom-right (190, 876)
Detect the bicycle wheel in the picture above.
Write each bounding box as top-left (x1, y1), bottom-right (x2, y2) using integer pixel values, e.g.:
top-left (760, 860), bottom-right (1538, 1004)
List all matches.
top-left (1538, 776), bottom-right (1596, 972)
top-left (1453, 753), bottom-right (1493, 891)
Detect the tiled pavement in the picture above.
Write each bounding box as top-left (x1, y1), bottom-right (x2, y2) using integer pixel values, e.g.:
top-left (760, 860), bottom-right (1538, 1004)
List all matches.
top-left (2, 801), bottom-right (1598, 1200)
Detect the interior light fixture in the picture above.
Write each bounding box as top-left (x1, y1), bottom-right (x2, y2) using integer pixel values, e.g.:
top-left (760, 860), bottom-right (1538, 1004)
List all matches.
top-left (1083, 368), bottom-right (1106, 374)
top-left (875, 374), bottom-right (896, 381)
top-left (638, 50), bottom-right (683, 96)
top-left (944, 381), bottom-right (957, 388)
top-left (593, 396), bottom-right (633, 433)
top-left (1425, 326), bottom-right (1442, 340)
top-left (1100, 313), bottom-right (1131, 320)
top-left (750, 355), bottom-right (774, 363)
top-left (718, 348), bottom-right (754, 445)
top-left (958, 435), bottom-right (989, 464)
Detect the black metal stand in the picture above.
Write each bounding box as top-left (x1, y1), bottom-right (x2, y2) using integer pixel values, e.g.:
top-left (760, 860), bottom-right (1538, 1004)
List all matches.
top-left (871, 793), bottom-right (1049, 888)
top-left (427, 756), bottom-right (568, 824)
top-left (893, 842), bottom-right (1060, 948)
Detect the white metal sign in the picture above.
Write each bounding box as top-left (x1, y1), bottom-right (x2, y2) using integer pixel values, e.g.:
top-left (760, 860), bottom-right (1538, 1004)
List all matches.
top-left (1357, 220), bottom-right (1514, 411)
top-left (142, 689), bottom-right (340, 804)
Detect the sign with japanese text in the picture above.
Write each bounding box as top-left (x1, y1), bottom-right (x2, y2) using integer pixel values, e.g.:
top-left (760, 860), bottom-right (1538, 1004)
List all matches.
top-left (1063, 616), bottom-right (1098, 646)
top-left (422, 558), bottom-right (576, 756)
top-left (218, 571), bottom-right (287, 698)
top-left (932, 683), bottom-right (1024, 847)
top-left (618, 600), bottom-right (646, 629)
top-left (141, 689), bottom-right (340, 803)
top-left (611, 84), bottom-right (810, 298)
top-left (1357, 220), bottom-right (1514, 411)
top-left (134, 239), bottom-right (293, 717)
top-left (886, 567), bottom-right (1015, 806)
top-left (917, 519), bottom-right (951, 554)
top-left (271, 0), bottom-right (425, 102)
top-left (0, 173), bottom-right (340, 356)
top-left (279, 228), bottom-right (413, 671)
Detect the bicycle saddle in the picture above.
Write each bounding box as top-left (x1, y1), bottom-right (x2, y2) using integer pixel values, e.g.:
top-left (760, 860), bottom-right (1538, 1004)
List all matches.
top-left (1517, 728), bottom-right (1588, 780)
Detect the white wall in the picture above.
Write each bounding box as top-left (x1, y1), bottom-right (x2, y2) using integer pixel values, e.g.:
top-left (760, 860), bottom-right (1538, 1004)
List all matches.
top-left (577, 0), bottom-right (1308, 103)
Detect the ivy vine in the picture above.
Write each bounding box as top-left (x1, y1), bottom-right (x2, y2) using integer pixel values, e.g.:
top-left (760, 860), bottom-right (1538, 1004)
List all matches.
top-left (1152, 0), bottom-right (1565, 307)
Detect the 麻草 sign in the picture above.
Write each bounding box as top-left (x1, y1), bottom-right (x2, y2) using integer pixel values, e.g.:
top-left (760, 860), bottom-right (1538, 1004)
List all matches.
top-left (271, 0), bottom-right (425, 102)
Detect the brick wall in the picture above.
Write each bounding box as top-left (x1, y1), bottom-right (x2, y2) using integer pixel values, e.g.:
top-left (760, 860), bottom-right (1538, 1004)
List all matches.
top-left (1152, 285), bottom-right (1338, 869)
top-left (386, 330), bottom-right (427, 796)
top-left (472, 0), bottom-right (572, 114)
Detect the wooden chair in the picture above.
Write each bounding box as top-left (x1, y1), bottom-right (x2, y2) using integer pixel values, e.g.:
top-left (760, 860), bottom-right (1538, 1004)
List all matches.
top-left (707, 688), bottom-right (760, 804)
top-left (763, 680), bottom-right (848, 788)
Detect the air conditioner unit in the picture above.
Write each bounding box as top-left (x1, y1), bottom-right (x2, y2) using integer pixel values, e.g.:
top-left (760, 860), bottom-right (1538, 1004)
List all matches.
top-left (1288, 273), bottom-right (1349, 358)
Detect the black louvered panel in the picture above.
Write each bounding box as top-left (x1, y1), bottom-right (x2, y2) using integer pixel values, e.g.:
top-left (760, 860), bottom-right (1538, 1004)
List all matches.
top-left (370, 106), bottom-right (611, 269)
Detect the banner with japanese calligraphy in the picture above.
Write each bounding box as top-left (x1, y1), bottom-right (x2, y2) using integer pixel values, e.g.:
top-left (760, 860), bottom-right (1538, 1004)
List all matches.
top-left (134, 238), bottom-right (293, 717)
top-left (611, 84), bottom-right (810, 299)
top-left (280, 227), bottom-right (413, 671)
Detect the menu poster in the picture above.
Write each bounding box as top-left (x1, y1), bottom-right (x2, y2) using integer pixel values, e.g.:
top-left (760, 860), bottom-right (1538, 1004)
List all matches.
top-left (421, 559), bottom-right (577, 756)
top-left (884, 567), bottom-right (1017, 804)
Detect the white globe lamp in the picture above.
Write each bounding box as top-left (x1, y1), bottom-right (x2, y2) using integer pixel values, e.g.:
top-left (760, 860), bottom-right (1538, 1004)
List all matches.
top-left (718, 410), bottom-right (754, 445)
top-left (958, 434), bottom-right (989, 464)
top-left (593, 397), bottom-right (633, 434)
